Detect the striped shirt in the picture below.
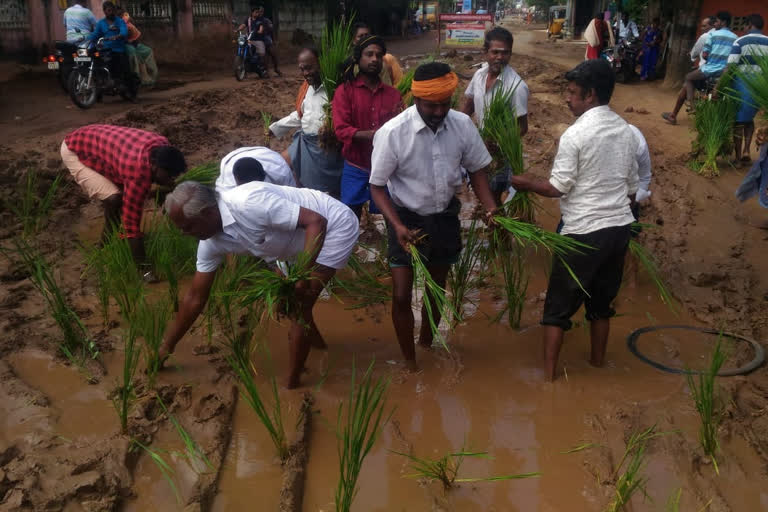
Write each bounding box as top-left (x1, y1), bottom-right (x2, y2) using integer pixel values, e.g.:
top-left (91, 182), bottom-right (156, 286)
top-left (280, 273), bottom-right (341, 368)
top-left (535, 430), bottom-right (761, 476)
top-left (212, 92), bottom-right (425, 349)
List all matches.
top-left (63, 4), bottom-right (96, 42)
top-left (701, 28), bottom-right (738, 76)
top-left (728, 30), bottom-right (768, 73)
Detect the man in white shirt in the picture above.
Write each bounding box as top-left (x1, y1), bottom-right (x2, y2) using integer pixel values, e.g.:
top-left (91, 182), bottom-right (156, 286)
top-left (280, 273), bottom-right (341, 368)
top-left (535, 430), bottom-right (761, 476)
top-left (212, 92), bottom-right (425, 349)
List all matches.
top-left (690, 17), bottom-right (715, 66)
top-left (460, 26), bottom-right (529, 202)
top-left (158, 181), bottom-right (359, 389)
top-left (369, 62), bottom-right (498, 371)
top-left (63, 0), bottom-right (97, 43)
top-left (629, 125), bottom-right (652, 206)
top-left (269, 46), bottom-right (343, 197)
top-left (617, 12), bottom-right (639, 41)
top-left (216, 146), bottom-right (297, 192)
top-left (510, 59), bottom-right (639, 381)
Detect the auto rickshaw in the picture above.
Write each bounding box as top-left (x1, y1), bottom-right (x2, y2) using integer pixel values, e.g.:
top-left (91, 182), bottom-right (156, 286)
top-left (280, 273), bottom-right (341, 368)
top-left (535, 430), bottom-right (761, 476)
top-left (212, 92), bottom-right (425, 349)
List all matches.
top-left (547, 5), bottom-right (567, 38)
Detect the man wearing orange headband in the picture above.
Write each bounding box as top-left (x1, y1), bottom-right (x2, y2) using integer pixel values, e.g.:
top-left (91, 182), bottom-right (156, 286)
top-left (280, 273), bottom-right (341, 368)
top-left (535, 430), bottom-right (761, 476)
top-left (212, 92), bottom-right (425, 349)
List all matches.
top-left (369, 62), bottom-right (498, 372)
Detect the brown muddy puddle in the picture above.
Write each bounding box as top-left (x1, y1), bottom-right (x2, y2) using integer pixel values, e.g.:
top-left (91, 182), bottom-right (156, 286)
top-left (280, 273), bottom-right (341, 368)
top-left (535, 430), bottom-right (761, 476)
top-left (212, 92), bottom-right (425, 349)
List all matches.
top-left (4, 233), bottom-right (767, 510)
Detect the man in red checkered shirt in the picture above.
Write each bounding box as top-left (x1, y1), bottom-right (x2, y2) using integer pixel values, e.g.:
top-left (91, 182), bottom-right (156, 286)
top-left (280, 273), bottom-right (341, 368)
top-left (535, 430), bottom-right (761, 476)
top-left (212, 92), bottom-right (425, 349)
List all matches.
top-left (61, 124), bottom-right (186, 275)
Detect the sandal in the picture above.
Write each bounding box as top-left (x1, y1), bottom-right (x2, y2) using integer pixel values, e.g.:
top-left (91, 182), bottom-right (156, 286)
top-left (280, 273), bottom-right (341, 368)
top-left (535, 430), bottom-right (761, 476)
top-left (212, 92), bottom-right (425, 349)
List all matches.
top-left (661, 112), bottom-right (677, 125)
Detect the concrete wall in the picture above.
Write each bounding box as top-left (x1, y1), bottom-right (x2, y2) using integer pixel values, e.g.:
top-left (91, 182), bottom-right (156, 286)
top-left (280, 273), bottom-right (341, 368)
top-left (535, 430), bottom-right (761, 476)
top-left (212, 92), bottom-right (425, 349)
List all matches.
top-left (277, 0), bottom-right (328, 42)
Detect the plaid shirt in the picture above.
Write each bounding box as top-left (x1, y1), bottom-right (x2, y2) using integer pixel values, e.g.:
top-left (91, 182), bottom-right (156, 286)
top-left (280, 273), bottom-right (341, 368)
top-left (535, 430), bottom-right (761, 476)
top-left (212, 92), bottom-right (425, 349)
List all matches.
top-left (65, 124), bottom-right (169, 238)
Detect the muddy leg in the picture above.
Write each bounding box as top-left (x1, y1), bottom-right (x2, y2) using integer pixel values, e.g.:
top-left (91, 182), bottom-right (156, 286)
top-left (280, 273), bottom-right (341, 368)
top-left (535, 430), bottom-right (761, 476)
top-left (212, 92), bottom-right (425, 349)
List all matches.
top-left (418, 264), bottom-right (450, 348)
top-left (589, 318), bottom-right (610, 367)
top-left (391, 266), bottom-right (418, 371)
top-left (543, 325), bottom-right (564, 381)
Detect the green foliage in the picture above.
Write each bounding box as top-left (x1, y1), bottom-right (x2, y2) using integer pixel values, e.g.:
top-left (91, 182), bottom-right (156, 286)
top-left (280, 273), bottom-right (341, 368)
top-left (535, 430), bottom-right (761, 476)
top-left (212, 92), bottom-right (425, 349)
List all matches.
top-left (409, 244), bottom-right (459, 350)
top-left (157, 397), bottom-right (214, 474)
top-left (727, 53), bottom-right (768, 121)
top-left (113, 323), bottom-right (141, 433)
top-left (332, 253), bottom-right (391, 310)
top-left (6, 171), bottom-right (64, 238)
top-left (80, 241), bottom-right (111, 327)
top-left (393, 448), bottom-right (540, 491)
top-left (447, 220), bottom-right (486, 326)
top-left (690, 95), bottom-right (737, 177)
top-left (493, 234), bottom-right (528, 328)
top-left (686, 335), bottom-right (728, 474)
top-left (5, 239), bottom-right (98, 379)
top-left (666, 488), bottom-right (682, 512)
top-left (175, 162), bottom-right (219, 187)
top-left (134, 296), bottom-right (173, 389)
top-left (319, 16), bottom-right (355, 138)
top-left (145, 214), bottom-right (197, 311)
top-left (99, 229), bottom-right (145, 320)
top-left (335, 360), bottom-right (391, 512)
top-left (261, 111), bottom-right (273, 146)
top-left (131, 439), bottom-right (181, 504)
top-left (628, 239), bottom-right (678, 314)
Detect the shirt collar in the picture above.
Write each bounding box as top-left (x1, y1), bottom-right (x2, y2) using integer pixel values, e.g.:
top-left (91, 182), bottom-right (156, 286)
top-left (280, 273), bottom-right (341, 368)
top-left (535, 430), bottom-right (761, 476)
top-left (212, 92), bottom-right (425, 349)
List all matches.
top-left (353, 75), bottom-right (384, 92)
top-left (409, 106), bottom-right (448, 134)
top-left (577, 104), bottom-right (611, 122)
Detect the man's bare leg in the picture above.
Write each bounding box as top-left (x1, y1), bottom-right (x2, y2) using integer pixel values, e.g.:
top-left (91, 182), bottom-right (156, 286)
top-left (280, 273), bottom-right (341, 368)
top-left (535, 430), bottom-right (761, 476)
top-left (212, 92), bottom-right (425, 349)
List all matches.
top-left (391, 266), bottom-right (418, 371)
top-left (543, 325), bottom-right (564, 381)
top-left (589, 318), bottom-right (610, 368)
top-left (418, 264), bottom-right (450, 348)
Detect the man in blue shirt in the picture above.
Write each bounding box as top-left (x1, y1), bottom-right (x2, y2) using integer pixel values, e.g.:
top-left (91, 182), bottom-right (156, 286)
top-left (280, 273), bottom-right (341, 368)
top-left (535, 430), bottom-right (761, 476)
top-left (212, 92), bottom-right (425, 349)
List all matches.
top-left (63, 1), bottom-right (97, 43)
top-left (90, 2), bottom-right (130, 87)
top-left (662, 10), bottom-right (737, 125)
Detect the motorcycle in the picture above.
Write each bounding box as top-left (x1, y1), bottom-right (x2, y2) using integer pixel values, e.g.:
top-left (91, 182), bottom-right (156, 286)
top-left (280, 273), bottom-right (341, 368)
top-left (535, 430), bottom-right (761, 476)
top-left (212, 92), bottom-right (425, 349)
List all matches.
top-left (233, 22), bottom-right (267, 81)
top-left (43, 35), bottom-right (88, 93)
top-left (67, 37), bottom-right (140, 109)
top-left (601, 37), bottom-right (640, 83)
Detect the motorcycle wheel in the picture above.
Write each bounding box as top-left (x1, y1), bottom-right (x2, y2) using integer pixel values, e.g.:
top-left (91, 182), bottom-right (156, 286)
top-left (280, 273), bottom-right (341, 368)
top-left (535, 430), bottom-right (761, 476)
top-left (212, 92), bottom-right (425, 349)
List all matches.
top-left (234, 56), bottom-right (246, 81)
top-left (68, 71), bottom-right (97, 109)
top-left (58, 65), bottom-right (72, 93)
top-left (615, 69), bottom-right (627, 83)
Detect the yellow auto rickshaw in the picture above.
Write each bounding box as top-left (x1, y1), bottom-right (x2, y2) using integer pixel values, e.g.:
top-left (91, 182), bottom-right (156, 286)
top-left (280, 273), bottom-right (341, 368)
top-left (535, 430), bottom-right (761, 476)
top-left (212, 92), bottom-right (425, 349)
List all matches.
top-left (547, 5), bottom-right (567, 38)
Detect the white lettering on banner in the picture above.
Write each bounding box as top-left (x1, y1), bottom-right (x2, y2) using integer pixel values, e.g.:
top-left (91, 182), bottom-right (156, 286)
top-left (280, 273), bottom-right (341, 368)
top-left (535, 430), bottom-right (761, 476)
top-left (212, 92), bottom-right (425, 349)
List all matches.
top-left (445, 23), bottom-right (485, 47)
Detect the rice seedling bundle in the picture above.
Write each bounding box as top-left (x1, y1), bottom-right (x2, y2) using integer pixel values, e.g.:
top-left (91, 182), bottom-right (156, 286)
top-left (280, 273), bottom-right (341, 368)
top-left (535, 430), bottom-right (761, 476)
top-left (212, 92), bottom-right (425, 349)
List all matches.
top-left (686, 334), bottom-right (727, 474)
top-left (409, 244), bottom-right (459, 350)
top-left (690, 88), bottom-right (737, 177)
top-left (6, 170), bottom-right (64, 238)
top-left (6, 239), bottom-right (98, 375)
top-left (332, 253), bottom-right (391, 309)
top-left (225, 330), bottom-right (288, 460)
top-left (99, 229), bottom-right (145, 320)
top-left (494, 234), bottom-right (529, 328)
top-left (396, 68), bottom-right (416, 106)
top-left (318, 17), bottom-right (354, 147)
top-left (175, 161), bottom-right (219, 187)
top-left (446, 220), bottom-right (487, 326)
top-left (261, 111), bottom-right (273, 147)
top-left (728, 52), bottom-right (768, 120)
top-left (145, 214), bottom-right (197, 311)
top-left (392, 449), bottom-right (540, 491)
top-left (628, 239), bottom-right (678, 314)
top-left (134, 296), bottom-right (172, 389)
top-left (335, 361), bottom-right (391, 512)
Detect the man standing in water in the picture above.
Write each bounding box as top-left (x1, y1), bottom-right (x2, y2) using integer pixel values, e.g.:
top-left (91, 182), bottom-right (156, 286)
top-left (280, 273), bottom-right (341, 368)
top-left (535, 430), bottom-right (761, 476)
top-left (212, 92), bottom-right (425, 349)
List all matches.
top-left (369, 62), bottom-right (497, 371)
top-left (460, 26), bottom-right (529, 203)
top-left (509, 59), bottom-right (639, 381)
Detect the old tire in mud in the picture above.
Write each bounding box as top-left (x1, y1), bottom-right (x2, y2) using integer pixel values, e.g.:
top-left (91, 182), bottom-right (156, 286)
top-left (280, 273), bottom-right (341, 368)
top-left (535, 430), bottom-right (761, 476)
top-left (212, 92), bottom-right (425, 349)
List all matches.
top-left (68, 71), bottom-right (97, 109)
top-left (627, 325), bottom-right (765, 376)
top-left (234, 56), bottom-right (246, 81)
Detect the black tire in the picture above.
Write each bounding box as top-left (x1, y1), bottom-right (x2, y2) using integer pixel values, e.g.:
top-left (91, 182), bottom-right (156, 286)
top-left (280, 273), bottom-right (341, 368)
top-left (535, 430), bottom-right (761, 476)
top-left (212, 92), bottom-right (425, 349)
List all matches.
top-left (234, 56), bottom-right (246, 81)
top-left (616, 69), bottom-right (627, 84)
top-left (58, 65), bottom-right (72, 93)
top-left (68, 71), bottom-right (97, 109)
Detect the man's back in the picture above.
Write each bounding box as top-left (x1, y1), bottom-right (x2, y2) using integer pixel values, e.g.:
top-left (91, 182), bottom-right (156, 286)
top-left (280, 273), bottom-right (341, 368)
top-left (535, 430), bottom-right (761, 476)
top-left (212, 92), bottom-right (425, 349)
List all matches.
top-left (551, 106), bottom-right (638, 235)
top-left (728, 30), bottom-right (768, 72)
top-left (64, 4), bottom-right (96, 41)
top-left (701, 27), bottom-right (738, 75)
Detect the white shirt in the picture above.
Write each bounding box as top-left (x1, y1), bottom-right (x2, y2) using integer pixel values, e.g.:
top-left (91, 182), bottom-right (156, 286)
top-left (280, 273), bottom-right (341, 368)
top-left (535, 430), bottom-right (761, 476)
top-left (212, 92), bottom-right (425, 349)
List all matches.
top-left (628, 125), bottom-right (651, 193)
top-left (269, 83), bottom-right (327, 137)
top-left (196, 182), bottom-right (358, 272)
top-left (215, 146), bottom-right (296, 192)
top-left (549, 105), bottom-right (639, 236)
top-left (464, 63), bottom-right (529, 127)
top-left (691, 28), bottom-right (714, 64)
top-left (370, 106), bottom-right (492, 216)
top-left (618, 19), bottom-right (639, 39)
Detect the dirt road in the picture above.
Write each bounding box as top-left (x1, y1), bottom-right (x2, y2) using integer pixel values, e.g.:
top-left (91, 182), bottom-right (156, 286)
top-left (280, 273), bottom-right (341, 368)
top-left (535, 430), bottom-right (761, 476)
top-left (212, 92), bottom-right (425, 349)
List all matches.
top-left (0, 21), bottom-right (766, 512)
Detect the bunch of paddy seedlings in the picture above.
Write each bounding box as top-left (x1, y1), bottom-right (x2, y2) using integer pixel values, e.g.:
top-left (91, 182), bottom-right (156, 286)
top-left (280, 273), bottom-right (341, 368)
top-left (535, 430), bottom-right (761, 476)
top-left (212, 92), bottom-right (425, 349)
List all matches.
top-left (690, 71), bottom-right (737, 178)
top-left (145, 213), bottom-right (197, 311)
top-left (113, 321), bottom-right (142, 432)
top-left (492, 232), bottom-right (529, 328)
top-left (204, 255), bottom-right (265, 344)
top-left (409, 243), bottom-right (459, 350)
top-left (446, 220), bottom-right (487, 326)
top-left (99, 230), bottom-right (145, 320)
top-left (396, 67), bottom-right (416, 106)
top-left (335, 360), bottom-right (392, 512)
top-left (318, 16), bottom-right (354, 147)
top-left (481, 85), bottom-right (533, 222)
top-left (261, 111), bottom-right (273, 147)
top-left (175, 161), bottom-right (219, 187)
top-left (331, 253), bottom-right (391, 309)
top-left (226, 330), bottom-right (288, 460)
top-left (608, 424), bottom-right (673, 512)
top-left (224, 250), bottom-right (316, 321)
top-left (6, 170), bottom-right (64, 238)
top-left (5, 239), bottom-right (98, 378)
top-left (686, 334), bottom-right (728, 474)
top-left (157, 397), bottom-right (214, 474)
top-left (134, 296), bottom-right (173, 389)
top-left (628, 238), bottom-right (678, 314)
top-left (130, 439), bottom-right (181, 504)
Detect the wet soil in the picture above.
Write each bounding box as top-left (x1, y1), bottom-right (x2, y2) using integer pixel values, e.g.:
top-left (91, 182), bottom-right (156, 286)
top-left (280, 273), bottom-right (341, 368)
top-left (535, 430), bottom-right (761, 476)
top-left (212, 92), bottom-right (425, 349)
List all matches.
top-left (1, 22), bottom-right (767, 512)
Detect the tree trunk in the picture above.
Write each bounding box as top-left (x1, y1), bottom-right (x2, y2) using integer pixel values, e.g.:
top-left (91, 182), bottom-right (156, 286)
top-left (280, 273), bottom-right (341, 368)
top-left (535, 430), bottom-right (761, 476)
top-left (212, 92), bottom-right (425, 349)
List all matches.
top-left (662, 0), bottom-right (702, 89)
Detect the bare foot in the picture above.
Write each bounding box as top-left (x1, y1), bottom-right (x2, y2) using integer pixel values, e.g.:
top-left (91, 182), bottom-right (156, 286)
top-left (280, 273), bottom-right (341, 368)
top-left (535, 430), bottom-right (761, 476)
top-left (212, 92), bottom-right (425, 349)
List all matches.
top-left (404, 359), bottom-right (419, 373)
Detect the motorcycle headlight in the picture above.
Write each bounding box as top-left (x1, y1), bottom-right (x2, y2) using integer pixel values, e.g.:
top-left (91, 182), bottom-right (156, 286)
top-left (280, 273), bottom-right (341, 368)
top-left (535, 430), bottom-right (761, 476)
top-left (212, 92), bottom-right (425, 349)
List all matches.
top-left (77, 48), bottom-right (89, 57)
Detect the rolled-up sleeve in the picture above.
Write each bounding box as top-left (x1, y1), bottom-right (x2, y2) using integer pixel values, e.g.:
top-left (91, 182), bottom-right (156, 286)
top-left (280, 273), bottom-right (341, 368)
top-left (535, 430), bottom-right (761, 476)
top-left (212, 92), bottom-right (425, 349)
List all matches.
top-left (196, 239), bottom-right (224, 273)
top-left (549, 133), bottom-right (579, 194)
top-left (512, 80), bottom-right (529, 116)
top-left (332, 84), bottom-right (358, 147)
top-left (370, 128), bottom-right (398, 186)
top-left (460, 119), bottom-right (492, 172)
top-left (270, 111), bottom-right (302, 138)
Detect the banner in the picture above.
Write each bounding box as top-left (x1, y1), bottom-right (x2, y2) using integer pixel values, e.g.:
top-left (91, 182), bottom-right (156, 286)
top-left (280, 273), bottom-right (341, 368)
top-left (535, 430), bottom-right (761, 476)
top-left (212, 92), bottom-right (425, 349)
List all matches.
top-left (461, 0), bottom-right (472, 13)
top-left (444, 23), bottom-right (485, 47)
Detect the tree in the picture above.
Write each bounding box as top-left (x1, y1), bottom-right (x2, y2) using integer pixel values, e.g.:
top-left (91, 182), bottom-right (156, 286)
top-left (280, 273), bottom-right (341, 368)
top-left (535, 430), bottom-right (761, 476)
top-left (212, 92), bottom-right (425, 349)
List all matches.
top-left (662, 0), bottom-right (703, 88)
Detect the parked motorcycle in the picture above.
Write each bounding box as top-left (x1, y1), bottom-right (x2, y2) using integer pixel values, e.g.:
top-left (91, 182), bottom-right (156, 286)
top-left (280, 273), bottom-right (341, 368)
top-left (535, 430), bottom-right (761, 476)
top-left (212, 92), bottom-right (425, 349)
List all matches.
top-left (601, 37), bottom-right (641, 83)
top-left (67, 38), bottom-right (139, 109)
top-left (43, 36), bottom-right (87, 93)
top-left (233, 22), bottom-right (267, 81)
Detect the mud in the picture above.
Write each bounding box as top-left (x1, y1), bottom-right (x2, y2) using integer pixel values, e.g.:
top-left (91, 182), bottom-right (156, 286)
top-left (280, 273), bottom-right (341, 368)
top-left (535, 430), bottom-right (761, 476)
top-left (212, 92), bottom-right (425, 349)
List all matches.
top-left (1, 23), bottom-right (767, 512)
